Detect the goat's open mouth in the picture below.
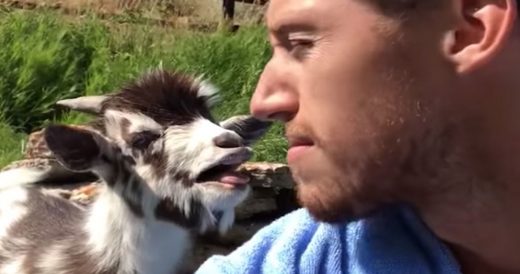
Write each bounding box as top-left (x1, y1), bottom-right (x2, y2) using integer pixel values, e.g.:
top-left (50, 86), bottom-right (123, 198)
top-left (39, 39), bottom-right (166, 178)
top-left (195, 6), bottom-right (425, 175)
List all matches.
top-left (196, 164), bottom-right (249, 187)
top-left (195, 150), bottom-right (252, 188)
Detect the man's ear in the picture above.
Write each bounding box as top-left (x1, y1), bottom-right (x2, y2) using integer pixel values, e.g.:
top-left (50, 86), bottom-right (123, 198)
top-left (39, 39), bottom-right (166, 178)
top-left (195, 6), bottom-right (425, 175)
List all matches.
top-left (44, 125), bottom-right (104, 172)
top-left (442, 0), bottom-right (517, 74)
top-left (220, 115), bottom-right (272, 145)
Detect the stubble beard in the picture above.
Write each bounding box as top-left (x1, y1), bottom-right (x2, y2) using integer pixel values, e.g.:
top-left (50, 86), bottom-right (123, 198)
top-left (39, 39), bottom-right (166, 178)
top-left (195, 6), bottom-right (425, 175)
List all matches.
top-left (294, 159), bottom-right (397, 224)
top-left (292, 120), bottom-right (460, 224)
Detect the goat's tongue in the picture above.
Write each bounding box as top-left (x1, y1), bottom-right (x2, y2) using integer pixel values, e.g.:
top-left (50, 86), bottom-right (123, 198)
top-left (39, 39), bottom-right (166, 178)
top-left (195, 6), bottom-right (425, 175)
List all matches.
top-left (218, 171), bottom-right (250, 185)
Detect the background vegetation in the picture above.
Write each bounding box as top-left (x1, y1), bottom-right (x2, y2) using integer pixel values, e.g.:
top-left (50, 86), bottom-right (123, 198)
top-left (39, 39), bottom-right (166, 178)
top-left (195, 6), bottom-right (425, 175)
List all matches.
top-left (0, 4), bottom-right (288, 168)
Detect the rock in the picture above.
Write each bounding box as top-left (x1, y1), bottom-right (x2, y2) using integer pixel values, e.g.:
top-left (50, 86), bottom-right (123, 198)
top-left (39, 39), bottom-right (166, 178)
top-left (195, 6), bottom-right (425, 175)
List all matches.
top-left (68, 182), bottom-right (102, 205)
top-left (240, 162), bottom-right (295, 189)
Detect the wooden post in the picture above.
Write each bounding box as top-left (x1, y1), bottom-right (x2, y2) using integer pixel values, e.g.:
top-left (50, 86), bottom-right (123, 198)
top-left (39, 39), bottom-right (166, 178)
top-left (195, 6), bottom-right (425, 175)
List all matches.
top-left (222, 0), bottom-right (235, 21)
top-left (222, 0), bottom-right (269, 32)
top-left (221, 0), bottom-right (237, 32)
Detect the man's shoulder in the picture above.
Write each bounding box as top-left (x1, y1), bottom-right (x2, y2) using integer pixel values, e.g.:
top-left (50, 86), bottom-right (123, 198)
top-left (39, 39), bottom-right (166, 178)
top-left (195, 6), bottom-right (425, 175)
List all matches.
top-left (196, 205), bottom-right (461, 274)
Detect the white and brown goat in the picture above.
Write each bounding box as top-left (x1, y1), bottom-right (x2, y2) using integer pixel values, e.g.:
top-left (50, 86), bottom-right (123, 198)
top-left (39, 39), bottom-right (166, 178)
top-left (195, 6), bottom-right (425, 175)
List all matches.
top-left (0, 70), bottom-right (271, 274)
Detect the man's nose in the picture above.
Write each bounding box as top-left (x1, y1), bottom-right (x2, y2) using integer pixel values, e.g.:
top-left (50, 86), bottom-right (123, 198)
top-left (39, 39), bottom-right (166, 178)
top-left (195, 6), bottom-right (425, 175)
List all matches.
top-left (250, 65), bottom-right (298, 122)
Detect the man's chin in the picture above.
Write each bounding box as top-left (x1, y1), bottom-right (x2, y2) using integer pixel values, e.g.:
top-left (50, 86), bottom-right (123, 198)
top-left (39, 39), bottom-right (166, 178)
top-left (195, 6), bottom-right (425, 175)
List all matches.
top-left (296, 181), bottom-right (383, 224)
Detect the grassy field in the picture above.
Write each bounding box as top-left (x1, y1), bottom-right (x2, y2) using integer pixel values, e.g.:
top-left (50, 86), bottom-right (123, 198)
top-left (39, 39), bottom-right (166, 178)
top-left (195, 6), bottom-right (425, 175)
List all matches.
top-left (0, 8), bottom-right (287, 168)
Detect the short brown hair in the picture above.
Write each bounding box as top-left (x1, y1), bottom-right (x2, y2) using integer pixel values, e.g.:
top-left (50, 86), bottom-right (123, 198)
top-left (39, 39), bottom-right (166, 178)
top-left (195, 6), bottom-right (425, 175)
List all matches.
top-left (364, 0), bottom-right (519, 17)
top-left (360, 0), bottom-right (442, 16)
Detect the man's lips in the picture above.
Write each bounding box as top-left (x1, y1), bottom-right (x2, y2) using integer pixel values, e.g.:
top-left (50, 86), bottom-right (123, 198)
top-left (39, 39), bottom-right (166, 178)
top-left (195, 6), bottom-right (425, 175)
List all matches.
top-left (288, 137), bottom-right (314, 148)
top-left (287, 136), bottom-right (314, 163)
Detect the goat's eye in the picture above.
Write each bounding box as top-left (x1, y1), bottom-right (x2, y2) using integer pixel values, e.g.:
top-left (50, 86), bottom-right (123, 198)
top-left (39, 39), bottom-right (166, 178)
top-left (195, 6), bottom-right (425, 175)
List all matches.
top-left (130, 131), bottom-right (160, 150)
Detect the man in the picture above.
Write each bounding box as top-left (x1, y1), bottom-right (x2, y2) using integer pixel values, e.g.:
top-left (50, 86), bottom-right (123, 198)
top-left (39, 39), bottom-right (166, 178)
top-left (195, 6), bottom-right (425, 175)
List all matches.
top-left (197, 0), bottom-right (520, 273)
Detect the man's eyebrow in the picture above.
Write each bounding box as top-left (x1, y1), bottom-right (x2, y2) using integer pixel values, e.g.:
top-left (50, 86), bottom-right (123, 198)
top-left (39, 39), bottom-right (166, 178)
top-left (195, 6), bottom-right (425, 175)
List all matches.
top-left (267, 10), bottom-right (318, 35)
top-left (270, 22), bottom-right (317, 36)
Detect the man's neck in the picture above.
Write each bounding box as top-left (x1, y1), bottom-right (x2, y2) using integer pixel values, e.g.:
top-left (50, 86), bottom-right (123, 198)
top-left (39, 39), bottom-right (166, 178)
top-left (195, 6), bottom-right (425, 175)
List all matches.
top-left (416, 107), bottom-right (520, 274)
top-left (419, 191), bottom-right (520, 274)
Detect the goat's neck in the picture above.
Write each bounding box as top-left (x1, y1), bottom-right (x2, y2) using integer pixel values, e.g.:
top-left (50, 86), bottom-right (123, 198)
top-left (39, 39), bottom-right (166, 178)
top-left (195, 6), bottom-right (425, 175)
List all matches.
top-left (82, 171), bottom-right (192, 273)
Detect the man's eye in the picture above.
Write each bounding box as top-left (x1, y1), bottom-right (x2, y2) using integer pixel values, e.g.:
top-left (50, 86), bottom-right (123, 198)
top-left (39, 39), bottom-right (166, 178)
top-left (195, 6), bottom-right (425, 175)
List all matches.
top-left (289, 39), bottom-right (314, 48)
top-left (288, 39), bottom-right (314, 59)
top-left (131, 131), bottom-right (160, 150)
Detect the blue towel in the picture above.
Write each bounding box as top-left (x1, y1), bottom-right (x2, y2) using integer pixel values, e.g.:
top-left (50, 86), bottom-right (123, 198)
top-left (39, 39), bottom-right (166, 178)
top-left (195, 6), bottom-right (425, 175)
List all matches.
top-left (196, 205), bottom-right (462, 274)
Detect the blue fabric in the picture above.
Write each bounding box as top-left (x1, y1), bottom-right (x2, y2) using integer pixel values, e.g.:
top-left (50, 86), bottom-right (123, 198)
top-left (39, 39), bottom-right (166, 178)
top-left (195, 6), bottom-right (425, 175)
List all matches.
top-left (196, 205), bottom-right (462, 274)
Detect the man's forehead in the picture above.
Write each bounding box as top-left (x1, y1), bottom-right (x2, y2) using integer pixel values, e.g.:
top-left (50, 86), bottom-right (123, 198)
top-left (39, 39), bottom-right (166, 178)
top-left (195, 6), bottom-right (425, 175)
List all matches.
top-left (266, 0), bottom-right (351, 32)
top-left (266, 0), bottom-right (347, 33)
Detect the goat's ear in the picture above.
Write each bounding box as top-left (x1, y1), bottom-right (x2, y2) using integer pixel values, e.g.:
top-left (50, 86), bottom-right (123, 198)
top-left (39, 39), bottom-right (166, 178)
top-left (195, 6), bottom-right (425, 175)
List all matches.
top-left (220, 115), bottom-right (272, 145)
top-left (44, 125), bottom-right (105, 172)
top-left (56, 95), bottom-right (109, 115)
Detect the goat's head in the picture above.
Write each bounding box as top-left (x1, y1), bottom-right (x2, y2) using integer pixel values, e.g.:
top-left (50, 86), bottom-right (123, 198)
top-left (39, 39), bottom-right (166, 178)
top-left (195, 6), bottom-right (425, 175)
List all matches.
top-left (53, 69), bottom-right (272, 233)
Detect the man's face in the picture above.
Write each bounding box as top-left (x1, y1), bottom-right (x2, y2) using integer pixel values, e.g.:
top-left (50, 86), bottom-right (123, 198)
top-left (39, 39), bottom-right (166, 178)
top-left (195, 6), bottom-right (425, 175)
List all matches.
top-left (251, 0), bottom-right (456, 222)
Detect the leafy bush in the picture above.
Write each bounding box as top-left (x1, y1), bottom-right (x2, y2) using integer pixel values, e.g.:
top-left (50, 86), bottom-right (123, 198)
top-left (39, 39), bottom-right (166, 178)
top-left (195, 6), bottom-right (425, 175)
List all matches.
top-left (0, 123), bottom-right (26, 168)
top-left (0, 11), bottom-right (106, 132)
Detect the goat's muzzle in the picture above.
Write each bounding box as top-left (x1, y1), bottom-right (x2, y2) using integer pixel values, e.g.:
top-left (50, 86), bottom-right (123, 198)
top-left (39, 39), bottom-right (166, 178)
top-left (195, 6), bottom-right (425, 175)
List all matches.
top-left (196, 147), bottom-right (252, 188)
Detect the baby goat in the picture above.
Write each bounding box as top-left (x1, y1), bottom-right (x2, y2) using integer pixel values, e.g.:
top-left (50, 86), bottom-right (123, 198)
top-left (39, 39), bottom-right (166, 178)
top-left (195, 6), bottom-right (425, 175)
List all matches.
top-left (0, 70), bottom-right (271, 274)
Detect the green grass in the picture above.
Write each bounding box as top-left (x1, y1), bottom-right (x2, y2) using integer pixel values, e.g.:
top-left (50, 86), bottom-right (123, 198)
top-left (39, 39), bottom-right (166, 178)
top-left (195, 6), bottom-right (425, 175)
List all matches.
top-left (0, 123), bottom-right (26, 168)
top-left (0, 9), bottom-right (287, 168)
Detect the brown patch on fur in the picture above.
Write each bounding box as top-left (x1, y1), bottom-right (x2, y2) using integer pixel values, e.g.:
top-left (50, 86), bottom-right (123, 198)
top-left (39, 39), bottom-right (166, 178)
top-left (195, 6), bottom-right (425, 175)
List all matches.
top-left (120, 117), bottom-right (132, 142)
top-left (96, 148), bottom-right (144, 217)
top-left (101, 70), bottom-right (217, 127)
top-left (99, 150), bottom-right (145, 218)
top-left (98, 153), bottom-right (144, 217)
top-left (102, 157), bottom-right (122, 188)
top-left (155, 198), bottom-right (202, 228)
top-left (122, 176), bottom-right (144, 218)
top-left (173, 170), bottom-right (192, 187)
top-left (143, 151), bottom-right (167, 179)
top-left (118, 113), bottom-right (167, 179)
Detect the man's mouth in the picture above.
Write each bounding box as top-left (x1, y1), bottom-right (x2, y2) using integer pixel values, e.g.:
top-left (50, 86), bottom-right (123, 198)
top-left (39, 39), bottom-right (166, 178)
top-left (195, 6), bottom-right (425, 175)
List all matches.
top-left (287, 136), bottom-right (314, 163)
top-left (288, 136), bottom-right (314, 148)
top-left (195, 148), bottom-right (252, 188)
